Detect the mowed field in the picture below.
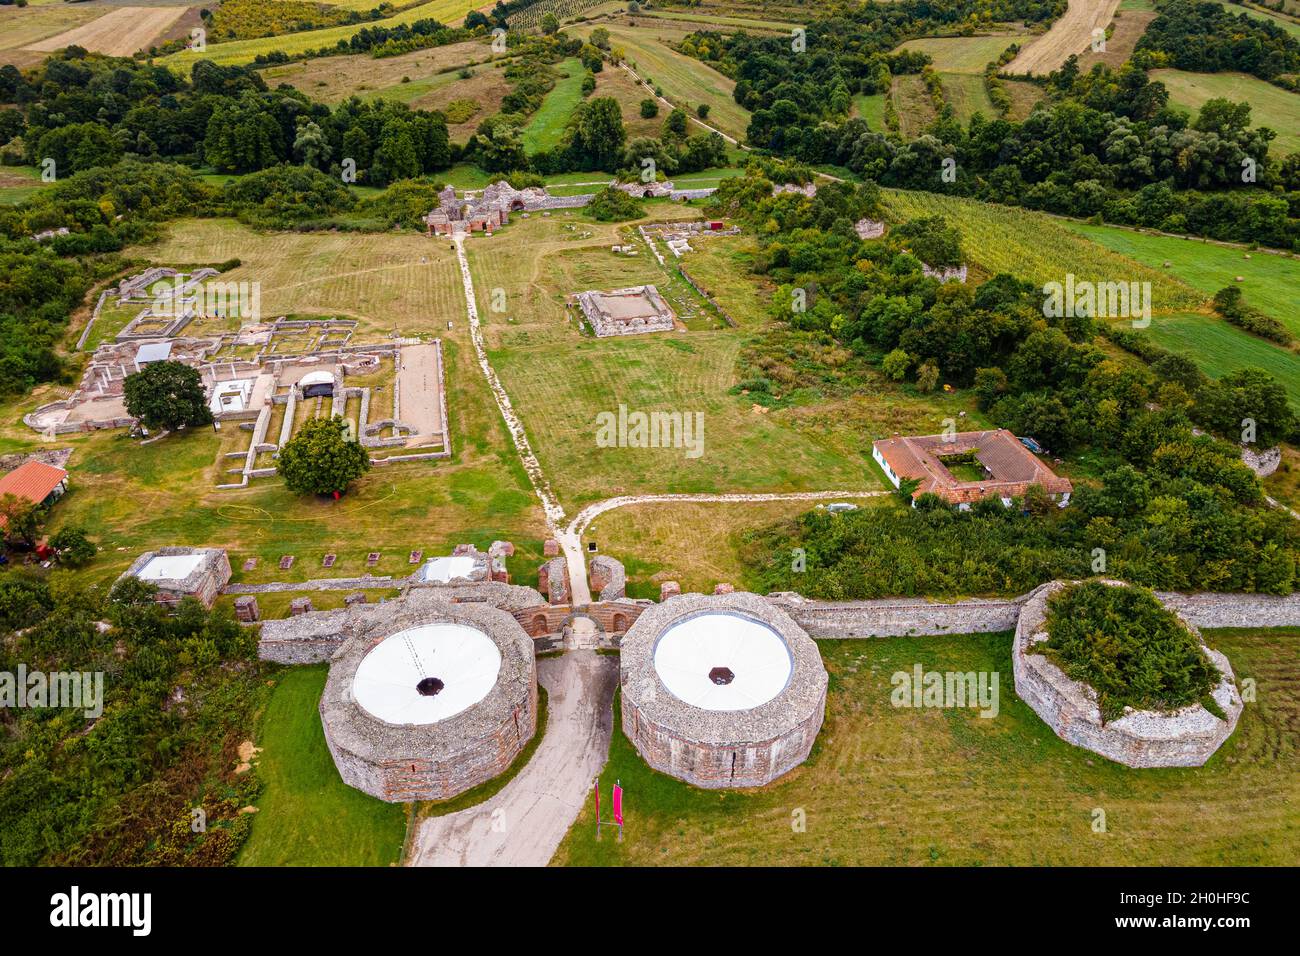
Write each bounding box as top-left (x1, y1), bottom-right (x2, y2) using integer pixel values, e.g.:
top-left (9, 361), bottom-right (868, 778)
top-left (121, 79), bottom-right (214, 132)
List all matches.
top-left (1006, 0), bottom-right (1122, 75)
top-left (898, 34), bottom-right (1026, 73)
top-left (0, 4), bottom-right (103, 66)
top-left (2, 218), bottom-right (549, 596)
top-left (1150, 70), bottom-right (1300, 156)
top-left (523, 57), bottom-right (587, 153)
top-left (24, 5), bottom-right (188, 56)
top-left (1076, 8), bottom-right (1158, 71)
top-left (1065, 220), bottom-right (1300, 331)
top-left (556, 629), bottom-right (1300, 865)
top-left (160, 0), bottom-right (485, 69)
top-left (568, 18), bottom-right (751, 140)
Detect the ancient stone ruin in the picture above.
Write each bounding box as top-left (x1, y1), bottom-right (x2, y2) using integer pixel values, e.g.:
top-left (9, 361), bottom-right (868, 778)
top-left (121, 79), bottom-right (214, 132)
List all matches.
top-left (575, 285), bottom-right (676, 337)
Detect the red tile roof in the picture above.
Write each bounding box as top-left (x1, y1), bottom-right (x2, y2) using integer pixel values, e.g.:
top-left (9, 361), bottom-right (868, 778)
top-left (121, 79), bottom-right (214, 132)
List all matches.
top-left (0, 460), bottom-right (68, 506)
top-left (873, 429), bottom-right (1071, 505)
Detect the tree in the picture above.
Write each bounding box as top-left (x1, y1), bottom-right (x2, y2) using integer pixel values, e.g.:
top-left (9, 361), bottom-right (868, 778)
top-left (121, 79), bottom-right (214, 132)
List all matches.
top-left (0, 493), bottom-right (42, 546)
top-left (277, 415), bottom-right (370, 496)
top-left (664, 108), bottom-right (688, 138)
top-left (540, 11), bottom-right (559, 34)
top-left (123, 361), bottom-right (213, 432)
top-left (915, 360), bottom-right (939, 392)
top-left (639, 98), bottom-right (659, 119)
top-left (569, 97), bottom-right (626, 171)
top-left (49, 526), bottom-right (96, 567)
top-left (696, 103), bottom-right (710, 120)
top-left (881, 348), bottom-right (911, 381)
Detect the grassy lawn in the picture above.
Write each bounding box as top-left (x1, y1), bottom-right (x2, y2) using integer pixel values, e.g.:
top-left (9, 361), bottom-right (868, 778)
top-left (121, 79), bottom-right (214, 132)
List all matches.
top-left (852, 92), bottom-right (887, 129)
top-left (568, 19), bottom-right (752, 141)
top-left (554, 628), bottom-right (1300, 865)
top-left (1150, 69), bottom-right (1300, 155)
top-left (238, 665), bottom-right (408, 866)
top-left (523, 57), bottom-right (588, 154)
top-left (891, 75), bottom-right (937, 138)
top-left (1065, 220), bottom-right (1300, 331)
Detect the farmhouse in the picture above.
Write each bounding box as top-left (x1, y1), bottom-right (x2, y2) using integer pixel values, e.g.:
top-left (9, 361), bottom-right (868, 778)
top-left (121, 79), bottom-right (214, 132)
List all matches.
top-left (873, 429), bottom-right (1072, 508)
top-left (575, 285), bottom-right (676, 337)
top-left (118, 547), bottom-right (232, 607)
top-left (0, 461), bottom-right (69, 528)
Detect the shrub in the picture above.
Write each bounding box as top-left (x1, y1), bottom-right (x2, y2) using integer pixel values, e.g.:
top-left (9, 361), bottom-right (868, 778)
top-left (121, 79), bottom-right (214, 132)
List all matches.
top-left (1040, 581), bottom-right (1220, 722)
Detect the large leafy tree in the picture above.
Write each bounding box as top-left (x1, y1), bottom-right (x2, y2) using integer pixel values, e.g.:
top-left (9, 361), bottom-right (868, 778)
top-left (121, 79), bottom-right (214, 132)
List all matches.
top-left (276, 415), bottom-right (370, 496)
top-left (123, 360), bottom-right (213, 432)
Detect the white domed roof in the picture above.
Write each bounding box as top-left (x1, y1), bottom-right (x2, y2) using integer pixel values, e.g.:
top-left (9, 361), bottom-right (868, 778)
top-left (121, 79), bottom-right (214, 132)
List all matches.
top-left (353, 623), bottom-right (501, 724)
top-left (299, 370), bottom-right (334, 388)
top-left (653, 612), bottom-right (793, 711)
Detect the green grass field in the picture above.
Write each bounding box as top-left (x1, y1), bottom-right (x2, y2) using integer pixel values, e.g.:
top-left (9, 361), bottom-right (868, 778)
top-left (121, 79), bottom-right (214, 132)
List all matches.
top-left (852, 92), bottom-right (887, 129)
top-left (237, 666), bottom-right (408, 866)
top-left (897, 34), bottom-right (1025, 73)
top-left (1143, 312), bottom-right (1300, 406)
top-left (941, 72), bottom-right (997, 122)
top-left (0, 166), bottom-right (46, 206)
top-left (523, 57), bottom-right (587, 154)
top-left (555, 629), bottom-right (1300, 865)
top-left (1065, 220), bottom-right (1300, 332)
top-left (568, 19), bottom-right (751, 140)
top-left (1150, 69), bottom-right (1300, 155)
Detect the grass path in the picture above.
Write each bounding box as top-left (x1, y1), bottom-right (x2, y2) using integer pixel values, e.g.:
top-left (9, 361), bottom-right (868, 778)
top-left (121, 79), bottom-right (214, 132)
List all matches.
top-left (522, 57), bottom-right (586, 154)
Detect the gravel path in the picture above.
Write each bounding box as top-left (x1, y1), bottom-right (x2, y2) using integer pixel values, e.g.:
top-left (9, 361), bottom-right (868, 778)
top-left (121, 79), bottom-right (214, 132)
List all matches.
top-left (408, 649), bottom-right (617, 866)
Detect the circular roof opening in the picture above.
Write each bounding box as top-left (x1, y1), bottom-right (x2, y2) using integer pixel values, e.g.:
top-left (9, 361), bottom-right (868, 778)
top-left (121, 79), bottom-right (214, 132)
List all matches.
top-left (653, 612), bottom-right (793, 711)
top-left (353, 623), bottom-right (501, 724)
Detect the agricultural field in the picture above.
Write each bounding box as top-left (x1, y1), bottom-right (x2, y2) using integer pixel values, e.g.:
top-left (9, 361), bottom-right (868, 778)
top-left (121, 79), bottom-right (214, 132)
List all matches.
top-left (898, 34), bottom-right (1026, 73)
top-left (593, 63), bottom-right (676, 139)
top-left (1076, 7), bottom-right (1158, 70)
top-left (23, 5), bottom-right (189, 57)
top-left (258, 38), bottom-right (500, 104)
top-left (890, 75), bottom-right (938, 138)
top-left (1149, 70), bottom-right (1300, 156)
top-left (941, 73), bottom-right (998, 122)
top-left (852, 92), bottom-right (888, 129)
top-left (567, 18), bottom-right (752, 141)
top-left (1006, 0), bottom-right (1122, 76)
top-left (1141, 312), bottom-right (1300, 406)
top-left (1003, 77), bottom-right (1047, 119)
top-left (159, 0), bottom-right (485, 69)
top-left (882, 190), bottom-right (1203, 312)
top-left (629, 9), bottom-right (800, 32)
top-left (506, 0), bottom-right (614, 30)
top-left (522, 57), bottom-right (588, 153)
top-left (237, 666), bottom-right (408, 866)
top-left (555, 628), bottom-right (1300, 865)
top-left (0, 3), bottom-right (103, 67)
top-left (1065, 220), bottom-right (1300, 331)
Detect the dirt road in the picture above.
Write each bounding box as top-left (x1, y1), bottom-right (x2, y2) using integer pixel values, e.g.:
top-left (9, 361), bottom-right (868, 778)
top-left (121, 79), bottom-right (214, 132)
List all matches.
top-left (408, 649), bottom-right (617, 866)
top-left (1005, 0), bottom-right (1122, 76)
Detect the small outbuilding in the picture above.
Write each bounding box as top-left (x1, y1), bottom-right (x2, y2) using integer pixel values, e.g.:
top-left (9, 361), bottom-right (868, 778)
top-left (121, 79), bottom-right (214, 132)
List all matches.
top-left (118, 547), bottom-right (232, 607)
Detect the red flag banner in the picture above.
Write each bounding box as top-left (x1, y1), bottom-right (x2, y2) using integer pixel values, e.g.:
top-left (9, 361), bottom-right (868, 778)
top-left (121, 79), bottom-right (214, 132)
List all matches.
top-left (613, 782), bottom-right (624, 826)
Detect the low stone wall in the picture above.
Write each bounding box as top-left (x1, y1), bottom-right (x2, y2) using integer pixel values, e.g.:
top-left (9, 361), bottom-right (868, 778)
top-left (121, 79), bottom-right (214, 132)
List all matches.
top-left (766, 591), bottom-right (1023, 637)
top-left (1012, 581), bottom-right (1244, 768)
top-left (1155, 590), bottom-right (1300, 630)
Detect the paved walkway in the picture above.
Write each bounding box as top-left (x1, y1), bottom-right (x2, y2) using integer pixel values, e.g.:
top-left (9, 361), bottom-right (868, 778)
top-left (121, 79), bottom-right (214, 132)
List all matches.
top-left (408, 649), bottom-right (617, 866)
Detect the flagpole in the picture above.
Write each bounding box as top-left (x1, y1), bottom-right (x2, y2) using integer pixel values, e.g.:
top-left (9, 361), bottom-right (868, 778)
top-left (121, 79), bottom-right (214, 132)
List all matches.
top-left (595, 777), bottom-right (601, 841)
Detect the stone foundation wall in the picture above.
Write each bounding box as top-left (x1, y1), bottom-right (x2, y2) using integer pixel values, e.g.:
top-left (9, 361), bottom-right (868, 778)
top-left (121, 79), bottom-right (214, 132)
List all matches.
top-left (1012, 581), bottom-right (1244, 768)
